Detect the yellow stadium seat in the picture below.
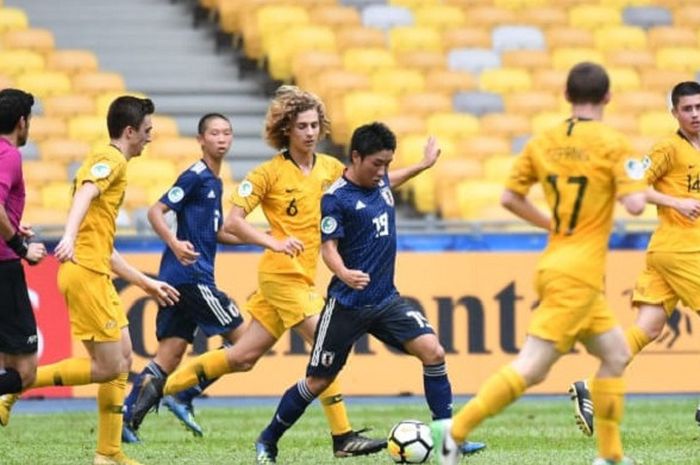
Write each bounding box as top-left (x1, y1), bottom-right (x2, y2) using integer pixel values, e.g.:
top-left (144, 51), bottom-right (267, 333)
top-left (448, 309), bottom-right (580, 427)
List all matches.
top-left (673, 6), bottom-right (700, 28)
top-left (435, 158), bottom-right (484, 219)
top-left (647, 26), bottom-right (696, 49)
top-left (504, 91), bottom-right (558, 115)
top-left (42, 94), bottom-right (94, 118)
top-left (607, 67), bottom-right (641, 92)
top-left (343, 48), bottom-right (395, 74)
top-left (569, 5), bottom-right (621, 30)
top-left (390, 0), bottom-right (441, 8)
top-left (594, 25), bottom-right (647, 52)
top-left (312, 69), bottom-right (370, 103)
top-left (604, 0), bottom-right (652, 7)
top-left (494, 0), bottom-right (550, 9)
top-left (640, 68), bottom-right (692, 93)
top-left (483, 155), bottom-right (516, 183)
top-left (29, 116), bottom-right (67, 143)
top-left (455, 136), bottom-right (511, 160)
top-left (424, 69), bottom-right (476, 95)
top-left (147, 137), bottom-right (201, 161)
top-left (151, 115), bottom-right (180, 140)
top-left (267, 25), bottom-right (336, 81)
top-left (463, 6), bottom-right (517, 28)
top-left (23, 160), bottom-right (67, 184)
top-left (16, 71), bottom-right (71, 98)
top-left (456, 180), bottom-right (504, 220)
top-left (629, 134), bottom-right (656, 155)
top-left (46, 49), bottom-right (99, 76)
top-left (40, 181), bottom-right (73, 211)
top-left (426, 112), bottom-right (480, 141)
top-left (413, 5), bottom-right (467, 29)
top-left (335, 26), bottom-right (386, 51)
top-left (0, 7), bottom-right (28, 33)
top-left (442, 27), bottom-right (491, 50)
top-left (256, 5), bottom-right (310, 58)
top-left (479, 68), bottom-right (532, 94)
top-left (381, 115), bottom-right (426, 139)
top-left (72, 72), bottom-right (126, 96)
top-left (656, 47), bottom-right (700, 73)
top-left (389, 27), bottom-right (443, 54)
top-left (551, 47), bottom-right (604, 70)
top-left (24, 184), bottom-right (42, 208)
top-left (292, 51), bottom-right (342, 88)
top-left (521, 7), bottom-right (569, 28)
top-left (371, 68), bottom-right (425, 96)
top-left (343, 91), bottom-right (398, 131)
top-left (532, 111), bottom-right (568, 134)
top-left (610, 91), bottom-right (664, 114)
top-left (605, 49), bottom-right (655, 71)
top-left (308, 5), bottom-right (360, 29)
top-left (22, 206), bottom-right (67, 228)
top-left (68, 115), bottom-right (109, 144)
top-left (638, 110), bottom-right (677, 137)
top-left (545, 26), bottom-right (594, 48)
top-left (480, 113), bottom-right (531, 138)
top-left (395, 51), bottom-right (446, 73)
top-left (0, 50), bottom-right (44, 77)
top-left (399, 92), bottom-right (452, 118)
top-left (3, 28), bottom-right (54, 56)
top-left (123, 184), bottom-right (149, 210)
top-left (604, 113), bottom-right (638, 134)
top-left (146, 183), bottom-right (178, 205)
top-left (0, 74), bottom-right (13, 89)
top-left (395, 134), bottom-right (457, 168)
top-left (411, 170), bottom-right (437, 214)
top-left (38, 138), bottom-right (91, 163)
top-left (94, 91), bottom-right (147, 116)
top-left (127, 158), bottom-right (177, 188)
top-left (501, 50), bottom-right (551, 70)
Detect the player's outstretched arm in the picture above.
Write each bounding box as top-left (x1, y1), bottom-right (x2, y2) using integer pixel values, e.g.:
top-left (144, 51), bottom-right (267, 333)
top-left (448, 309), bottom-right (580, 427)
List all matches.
top-left (388, 136), bottom-right (441, 189)
top-left (147, 201), bottom-right (200, 265)
top-left (110, 249), bottom-right (179, 306)
top-left (644, 187), bottom-right (699, 219)
top-left (501, 189), bottom-right (551, 230)
top-left (54, 182), bottom-right (99, 263)
top-left (223, 205), bottom-right (303, 256)
top-left (321, 239), bottom-right (370, 290)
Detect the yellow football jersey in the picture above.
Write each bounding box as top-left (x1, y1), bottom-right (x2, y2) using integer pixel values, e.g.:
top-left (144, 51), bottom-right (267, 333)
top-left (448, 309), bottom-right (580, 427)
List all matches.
top-left (645, 131), bottom-right (700, 252)
top-left (506, 119), bottom-right (646, 289)
top-left (231, 152), bottom-right (345, 284)
top-left (72, 145), bottom-right (127, 275)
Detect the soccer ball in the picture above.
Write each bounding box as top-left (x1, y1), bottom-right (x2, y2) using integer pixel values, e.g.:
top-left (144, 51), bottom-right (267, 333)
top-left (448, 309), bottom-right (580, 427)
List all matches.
top-left (386, 419), bottom-right (433, 464)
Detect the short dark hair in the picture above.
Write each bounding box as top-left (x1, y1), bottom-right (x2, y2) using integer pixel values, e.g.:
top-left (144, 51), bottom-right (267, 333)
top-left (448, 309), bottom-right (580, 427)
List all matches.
top-left (197, 113), bottom-right (230, 135)
top-left (0, 88), bottom-right (34, 134)
top-left (107, 96), bottom-right (155, 139)
top-left (566, 62), bottom-right (609, 105)
top-left (349, 122), bottom-right (397, 160)
top-left (670, 81), bottom-right (700, 108)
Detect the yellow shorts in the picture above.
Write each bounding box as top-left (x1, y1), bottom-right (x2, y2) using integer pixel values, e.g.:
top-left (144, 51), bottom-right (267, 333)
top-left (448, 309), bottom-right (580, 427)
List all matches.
top-left (632, 251), bottom-right (700, 316)
top-left (57, 262), bottom-right (127, 342)
top-left (528, 270), bottom-right (618, 353)
top-left (246, 272), bottom-right (325, 340)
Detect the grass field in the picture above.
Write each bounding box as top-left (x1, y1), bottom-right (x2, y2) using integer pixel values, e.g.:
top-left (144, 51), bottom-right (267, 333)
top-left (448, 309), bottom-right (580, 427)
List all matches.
top-left (0, 396), bottom-right (696, 464)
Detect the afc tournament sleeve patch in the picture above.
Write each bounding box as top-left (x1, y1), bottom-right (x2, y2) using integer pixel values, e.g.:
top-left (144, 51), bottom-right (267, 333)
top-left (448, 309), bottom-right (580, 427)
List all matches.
top-left (90, 162), bottom-right (111, 179)
top-left (167, 186), bottom-right (185, 203)
top-left (321, 216), bottom-right (338, 234)
top-left (624, 158), bottom-right (645, 180)
top-left (238, 179), bottom-right (253, 197)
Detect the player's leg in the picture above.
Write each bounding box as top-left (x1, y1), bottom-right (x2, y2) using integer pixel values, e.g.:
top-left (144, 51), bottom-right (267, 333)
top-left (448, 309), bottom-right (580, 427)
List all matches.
top-left (0, 353), bottom-right (36, 426)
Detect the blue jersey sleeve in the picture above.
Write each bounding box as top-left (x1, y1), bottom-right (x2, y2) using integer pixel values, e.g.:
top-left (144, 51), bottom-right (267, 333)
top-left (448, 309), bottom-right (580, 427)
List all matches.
top-left (159, 169), bottom-right (202, 213)
top-left (320, 193), bottom-right (345, 242)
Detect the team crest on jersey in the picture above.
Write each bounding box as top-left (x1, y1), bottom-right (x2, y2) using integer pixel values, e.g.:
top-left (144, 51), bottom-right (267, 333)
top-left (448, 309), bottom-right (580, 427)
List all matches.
top-left (167, 186), bottom-right (185, 203)
top-left (321, 351), bottom-right (335, 367)
top-left (624, 158), bottom-right (645, 180)
top-left (90, 162), bottom-right (111, 179)
top-left (381, 187), bottom-right (395, 206)
top-left (238, 180), bottom-right (253, 197)
top-left (321, 216), bottom-right (338, 234)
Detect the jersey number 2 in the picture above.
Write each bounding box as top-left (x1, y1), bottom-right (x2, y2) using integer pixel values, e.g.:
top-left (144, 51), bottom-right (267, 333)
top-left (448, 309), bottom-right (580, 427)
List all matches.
top-left (546, 174), bottom-right (588, 234)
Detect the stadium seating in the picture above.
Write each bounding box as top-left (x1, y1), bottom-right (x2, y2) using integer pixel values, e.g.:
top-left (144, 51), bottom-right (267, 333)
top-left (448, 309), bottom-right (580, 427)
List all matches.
top-left (46, 49), bottom-right (99, 75)
top-left (3, 28), bottom-right (54, 56)
top-left (0, 7), bottom-right (28, 33)
top-left (72, 71), bottom-right (126, 96)
top-left (42, 94), bottom-right (95, 118)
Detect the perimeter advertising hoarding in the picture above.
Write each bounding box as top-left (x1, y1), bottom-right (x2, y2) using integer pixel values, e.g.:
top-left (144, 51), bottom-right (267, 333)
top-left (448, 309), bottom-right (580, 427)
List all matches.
top-left (24, 251), bottom-right (698, 397)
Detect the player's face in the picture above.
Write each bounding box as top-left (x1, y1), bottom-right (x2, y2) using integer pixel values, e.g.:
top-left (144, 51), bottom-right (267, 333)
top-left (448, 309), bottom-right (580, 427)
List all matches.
top-left (199, 117), bottom-right (233, 160)
top-left (353, 149), bottom-right (393, 188)
top-left (288, 109), bottom-right (319, 156)
top-left (128, 115), bottom-right (153, 157)
top-left (673, 94), bottom-right (700, 136)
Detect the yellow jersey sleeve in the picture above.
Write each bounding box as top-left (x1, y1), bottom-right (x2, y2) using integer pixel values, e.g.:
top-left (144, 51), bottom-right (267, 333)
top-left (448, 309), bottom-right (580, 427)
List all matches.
top-left (505, 144), bottom-right (537, 196)
top-left (230, 160), bottom-right (272, 214)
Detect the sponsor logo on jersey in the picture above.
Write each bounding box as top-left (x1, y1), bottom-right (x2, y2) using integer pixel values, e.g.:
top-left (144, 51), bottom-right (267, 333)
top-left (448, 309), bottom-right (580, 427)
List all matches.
top-left (355, 200), bottom-right (366, 210)
top-left (321, 216), bottom-right (338, 234)
top-left (208, 189), bottom-right (216, 199)
top-left (238, 180), bottom-right (253, 197)
top-left (167, 186), bottom-right (185, 203)
top-left (90, 162), bottom-right (111, 179)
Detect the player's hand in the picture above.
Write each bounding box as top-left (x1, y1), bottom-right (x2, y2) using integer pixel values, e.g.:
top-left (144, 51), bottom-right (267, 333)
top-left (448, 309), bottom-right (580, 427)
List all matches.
top-left (273, 236), bottom-right (304, 257)
top-left (18, 224), bottom-right (35, 239)
top-left (143, 277), bottom-right (180, 307)
top-left (420, 136), bottom-right (441, 170)
top-left (25, 242), bottom-right (47, 265)
top-left (674, 198), bottom-right (700, 220)
top-left (340, 269), bottom-right (370, 290)
top-left (170, 239), bottom-right (200, 266)
top-left (54, 235), bottom-right (76, 263)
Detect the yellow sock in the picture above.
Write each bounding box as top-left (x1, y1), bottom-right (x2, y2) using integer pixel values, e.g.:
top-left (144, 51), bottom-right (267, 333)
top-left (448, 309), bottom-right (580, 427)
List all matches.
top-left (625, 325), bottom-right (652, 358)
top-left (96, 372), bottom-right (127, 457)
top-left (164, 349), bottom-right (230, 395)
top-left (319, 379), bottom-right (351, 436)
top-left (591, 377), bottom-right (625, 462)
top-left (452, 365), bottom-right (526, 442)
top-left (32, 358), bottom-right (92, 388)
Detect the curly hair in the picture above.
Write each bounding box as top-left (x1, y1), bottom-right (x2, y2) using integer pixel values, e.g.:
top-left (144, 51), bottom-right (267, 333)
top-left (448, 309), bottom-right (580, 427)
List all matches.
top-left (264, 85), bottom-right (330, 150)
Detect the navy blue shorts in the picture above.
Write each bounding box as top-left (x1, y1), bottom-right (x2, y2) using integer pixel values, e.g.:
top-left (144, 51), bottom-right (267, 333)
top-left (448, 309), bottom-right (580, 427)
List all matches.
top-left (156, 283), bottom-right (244, 343)
top-left (306, 295), bottom-right (434, 378)
top-left (0, 260), bottom-right (37, 354)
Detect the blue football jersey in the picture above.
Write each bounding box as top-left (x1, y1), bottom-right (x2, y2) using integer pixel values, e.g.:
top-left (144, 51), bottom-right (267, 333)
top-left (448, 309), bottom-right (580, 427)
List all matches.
top-left (158, 160), bottom-right (223, 286)
top-left (321, 173), bottom-right (398, 308)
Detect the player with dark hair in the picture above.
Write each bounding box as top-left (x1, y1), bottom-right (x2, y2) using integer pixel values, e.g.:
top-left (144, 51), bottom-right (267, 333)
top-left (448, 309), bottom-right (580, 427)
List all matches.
top-left (431, 62), bottom-right (648, 465)
top-left (0, 95), bottom-right (179, 465)
top-left (121, 113), bottom-right (246, 442)
top-left (0, 88), bottom-right (47, 400)
top-left (569, 80), bottom-right (700, 436)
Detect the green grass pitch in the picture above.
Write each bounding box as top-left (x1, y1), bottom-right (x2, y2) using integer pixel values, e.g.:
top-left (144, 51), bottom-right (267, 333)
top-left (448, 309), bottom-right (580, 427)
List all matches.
top-left (0, 396), bottom-right (696, 464)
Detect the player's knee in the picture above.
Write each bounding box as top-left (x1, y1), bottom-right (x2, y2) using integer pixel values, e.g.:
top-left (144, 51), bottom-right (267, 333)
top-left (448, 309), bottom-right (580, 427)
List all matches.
top-left (418, 342), bottom-right (445, 366)
top-left (19, 368), bottom-right (36, 389)
top-left (231, 350), bottom-right (260, 372)
top-left (307, 376), bottom-right (331, 396)
top-left (642, 320), bottom-right (665, 340)
top-left (603, 345), bottom-right (631, 375)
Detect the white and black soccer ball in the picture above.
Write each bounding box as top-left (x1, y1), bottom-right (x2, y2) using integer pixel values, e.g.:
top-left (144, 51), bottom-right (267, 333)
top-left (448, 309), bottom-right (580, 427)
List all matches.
top-left (386, 419), bottom-right (433, 464)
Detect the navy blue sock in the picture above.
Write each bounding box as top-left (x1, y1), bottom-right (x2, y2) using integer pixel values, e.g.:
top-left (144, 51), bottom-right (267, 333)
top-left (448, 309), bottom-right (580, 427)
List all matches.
top-left (175, 377), bottom-right (216, 405)
top-left (0, 368), bottom-right (22, 395)
top-left (124, 361), bottom-right (167, 422)
top-left (260, 380), bottom-right (316, 444)
top-left (423, 363), bottom-right (452, 420)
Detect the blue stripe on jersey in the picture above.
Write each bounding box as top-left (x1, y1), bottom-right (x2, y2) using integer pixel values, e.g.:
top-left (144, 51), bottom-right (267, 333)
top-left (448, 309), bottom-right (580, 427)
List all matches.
top-left (158, 160), bottom-right (223, 286)
top-left (321, 174), bottom-right (398, 308)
